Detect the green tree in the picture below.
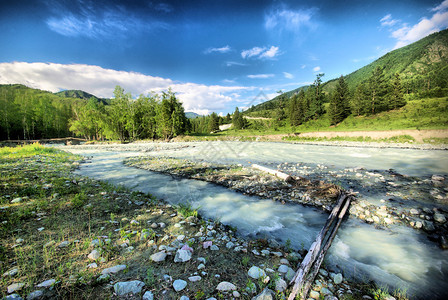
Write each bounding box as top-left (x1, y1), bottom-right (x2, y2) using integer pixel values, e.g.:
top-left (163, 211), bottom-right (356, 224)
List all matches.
top-left (232, 107), bottom-right (243, 130)
top-left (328, 75), bottom-right (351, 125)
top-left (351, 83), bottom-right (368, 116)
top-left (366, 66), bottom-right (389, 114)
top-left (308, 73), bottom-right (325, 120)
top-left (390, 73), bottom-right (406, 110)
top-left (208, 112), bottom-right (219, 132)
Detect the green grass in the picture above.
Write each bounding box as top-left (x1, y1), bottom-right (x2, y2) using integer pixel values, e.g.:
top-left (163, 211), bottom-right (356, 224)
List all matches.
top-left (282, 135), bottom-right (416, 144)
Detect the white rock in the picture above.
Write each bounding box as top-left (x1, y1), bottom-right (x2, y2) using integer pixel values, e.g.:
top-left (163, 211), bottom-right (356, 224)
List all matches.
top-left (173, 279), bottom-right (187, 292)
top-left (174, 249), bottom-right (192, 262)
top-left (333, 273), bottom-right (343, 285)
top-left (197, 263), bottom-right (205, 270)
top-left (88, 249), bottom-right (100, 260)
top-left (179, 296), bottom-right (189, 300)
top-left (113, 280), bottom-right (145, 296)
top-left (432, 175), bottom-right (445, 181)
top-left (151, 251), bottom-right (167, 262)
top-left (309, 290), bottom-right (320, 299)
top-left (233, 291), bottom-right (241, 297)
top-left (88, 263), bottom-right (98, 268)
top-left (278, 264), bottom-right (289, 273)
top-left (142, 291), bottom-right (154, 300)
top-left (36, 279), bottom-right (56, 288)
top-left (11, 197), bottom-right (22, 203)
top-left (3, 268), bottom-right (18, 277)
top-left (101, 264), bottom-right (127, 275)
top-left (216, 281), bottom-right (236, 291)
top-left (188, 276), bottom-right (201, 282)
top-left (7, 283), bottom-right (25, 293)
top-left (248, 266), bottom-right (266, 279)
top-left (275, 278), bottom-right (287, 293)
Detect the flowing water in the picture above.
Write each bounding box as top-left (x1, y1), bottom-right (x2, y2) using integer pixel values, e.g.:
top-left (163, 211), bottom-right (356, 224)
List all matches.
top-left (63, 142), bottom-right (448, 299)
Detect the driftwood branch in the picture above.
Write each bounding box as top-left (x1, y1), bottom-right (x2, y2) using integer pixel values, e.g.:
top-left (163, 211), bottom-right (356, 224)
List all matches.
top-left (288, 193), bottom-right (350, 300)
top-left (252, 164), bottom-right (293, 182)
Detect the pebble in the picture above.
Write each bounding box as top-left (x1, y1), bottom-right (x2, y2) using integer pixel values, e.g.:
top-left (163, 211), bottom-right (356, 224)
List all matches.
top-left (332, 273), bottom-right (343, 285)
top-left (151, 251), bottom-right (167, 262)
top-left (88, 262), bottom-right (98, 268)
top-left (188, 276), bottom-right (201, 282)
top-left (4, 294), bottom-right (23, 300)
top-left (88, 249), bottom-right (100, 260)
top-left (434, 213), bottom-right (446, 223)
top-left (36, 279), bottom-right (56, 288)
top-left (275, 278), bottom-right (287, 293)
top-left (3, 268), bottom-right (19, 277)
top-left (7, 283), bottom-right (25, 294)
top-left (26, 290), bottom-right (44, 300)
top-left (310, 290), bottom-right (320, 299)
top-left (174, 249), bottom-right (192, 262)
top-left (142, 291), bottom-right (154, 300)
top-left (11, 197), bottom-right (22, 203)
top-left (57, 241), bottom-right (70, 248)
top-left (216, 281), bottom-right (236, 291)
top-left (173, 279), bottom-right (187, 292)
top-left (113, 280), bottom-right (145, 296)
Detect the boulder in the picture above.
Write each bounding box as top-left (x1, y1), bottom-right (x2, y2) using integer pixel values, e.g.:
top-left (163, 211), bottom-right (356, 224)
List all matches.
top-left (113, 280), bottom-right (145, 296)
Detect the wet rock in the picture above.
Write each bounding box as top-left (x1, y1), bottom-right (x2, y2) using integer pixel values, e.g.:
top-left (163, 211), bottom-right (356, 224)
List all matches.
top-left (216, 281), bottom-right (236, 291)
top-left (113, 280), bottom-right (145, 296)
top-left (36, 279), bottom-right (56, 288)
top-left (174, 249), bottom-right (192, 262)
top-left (440, 236), bottom-right (448, 250)
top-left (101, 264), bottom-right (126, 275)
top-left (7, 283), bottom-right (25, 294)
top-left (252, 288), bottom-right (275, 300)
top-left (434, 213), bottom-right (446, 224)
top-left (432, 175), bottom-right (445, 181)
top-left (173, 279), bottom-right (187, 292)
top-left (248, 266), bottom-right (266, 279)
top-left (423, 221), bottom-right (435, 232)
top-left (410, 208), bottom-right (419, 215)
top-left (150, 251), bottom-right (167, 262)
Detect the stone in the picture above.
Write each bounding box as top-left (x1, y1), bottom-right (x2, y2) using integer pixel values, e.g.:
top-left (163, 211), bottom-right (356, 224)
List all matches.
top-left (16, 238), bottom-right (24, 244)
top-left (7, 283), bottom-right (25, 293)
top-left (88, 249), bottom-right (100, 260)
top-left (440, 236), bottom-right (448, 250)
top-left (432, 175), bottom-right (445, 181)
top-left (252, 288), bottom-right (275, 300)
top-left (4, 294), bottom-right (23, 300)
top-left (372, 216), bottom-right (380, 223)
top-left (36, 279), bottom-right (56, 288)
top-left (233, 291), bottom-right (241, 297)
top-left (285, 267), bottom-right (295, 282)
top-left (188, 276), bottom-right (201, 282)
top-left (173, 279), bottom-right (187, 292)
top-left (320, 287), bottom-right (333, 296)
top-left (210, 245), bottom-right (219, 251)
top-left (113, 280), bottom-right (145, 296)
top-left (179, 296), bottom-right (189, 300)
top-left (226, 241), bottom-right (235, 249)
top-left (11, 197), bottom-right (22, 203)
top-left (150, 251), bottom-right (167, 262)
top-left (216, 281), bottom-right (236, 291)
top-left (3, 268), bottom-right (19, 277)
top-left (434, 213), bottom-right (446, 223)
top-left (198, 263), bottom-right (205, 270)
top-left (57, 241), bottom-right (70, 248)
top-left (88, 263), bottom-right (98, 268)
top-left (174, 249), bottom-right (192, 262)
top-left (274, 278), bottom-right (287, 293)
top-left (248, 266), bottom-right (266, 279)
top-left (309, 290), bottom-right (320, 299)
top-left (26, 290), bottom-right (44, 300)
top-left (142, 291), bottom-right (154, 300)
top-left (333, 273), bottom-right (343, 285)
top-left (90, 239), bottom-right (100, 247)
top-left (410, 208), bottom-right (419, 215)
top-left (101, 264), bottom-right (127, 275)
top-left (423, 221), bottom-right (435, 232)
top-left (278, 265), bottom-right (289, 273)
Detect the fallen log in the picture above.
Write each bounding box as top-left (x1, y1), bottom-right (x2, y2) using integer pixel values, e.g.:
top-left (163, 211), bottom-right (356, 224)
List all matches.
top-left (288, 193), bottom-right (349, 300)
top-left (299, 196), bottom-right (352, 299)
top-left (252, 164), bottom-right (293, 182)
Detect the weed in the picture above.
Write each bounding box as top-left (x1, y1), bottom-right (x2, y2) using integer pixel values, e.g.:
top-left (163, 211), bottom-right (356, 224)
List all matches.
top-left (176, 202), bottom-right (199, 218)
top-left (71, 192), bottom-right (87, 209)
top-left (241, 256), bottom-right (250, 267)
top-left (144, 267), bottom-right (156, 288)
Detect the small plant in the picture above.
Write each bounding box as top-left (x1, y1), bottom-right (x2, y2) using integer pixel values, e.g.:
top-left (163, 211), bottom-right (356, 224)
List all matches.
top-left (241, 256), bottom-right (250, 266)
top-left (195, 289), bottom-right (205, 300)
top-left (71, 192), bottom-right (87, 209)
top-left (285, 239), bottom-right (292, 252)
top-left (176, 202), bottom-right (199, 218)
top-left (144, 267), bottom-right (156, 288)
top-left (371, 285), bottom-right (391, 300)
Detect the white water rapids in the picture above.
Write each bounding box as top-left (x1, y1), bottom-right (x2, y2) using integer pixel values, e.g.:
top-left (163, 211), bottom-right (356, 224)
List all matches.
top-left (62, 141), bottom-right (448, 299)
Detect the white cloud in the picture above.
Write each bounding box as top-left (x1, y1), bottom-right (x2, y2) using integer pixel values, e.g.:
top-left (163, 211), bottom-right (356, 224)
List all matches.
top-left (265, 5), bottom-right (317, 32)
top-left (380, 14), bottom-right (399, 27)
top-left (0, 62), bottom-right (250, 115)
top-left (283, 72), bottom-right (294, 79)
top-left (259, 46), bottom-right (280, 59)
top-left (241, 46), bottom-right (280, 60)
top-left (313, 66), bottom-right (321, 72)
top-left (204, 45), bottom-right (231, 54)
top-left (389, 1), bottom-right (448, 49)
top-left (225, 61), bottom-right (247, 67)
top-left (247, 74), bottom-right (275, 79)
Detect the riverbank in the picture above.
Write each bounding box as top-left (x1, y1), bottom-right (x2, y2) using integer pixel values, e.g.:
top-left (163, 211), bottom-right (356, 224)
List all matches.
top-left (1, 144), bottom-right (401, 300)
top-left (125, 156), bottom-right (448, 250)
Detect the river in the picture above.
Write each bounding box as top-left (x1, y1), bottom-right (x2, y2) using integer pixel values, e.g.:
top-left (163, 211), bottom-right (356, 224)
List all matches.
top-left (61, 141), bottom-right (448, 299)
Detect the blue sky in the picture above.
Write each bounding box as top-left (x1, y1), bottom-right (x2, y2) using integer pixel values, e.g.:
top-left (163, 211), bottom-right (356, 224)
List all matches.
top-left (0, 0), bottom-right (447, 115)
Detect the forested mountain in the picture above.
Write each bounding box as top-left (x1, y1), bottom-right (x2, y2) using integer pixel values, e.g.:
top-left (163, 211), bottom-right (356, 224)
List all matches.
top-left (54, 90), bottom-right (109, 104)
top-left (246, 29), bottom-right (448, 115)
top-left (0, 84), bottom-right (189, 141)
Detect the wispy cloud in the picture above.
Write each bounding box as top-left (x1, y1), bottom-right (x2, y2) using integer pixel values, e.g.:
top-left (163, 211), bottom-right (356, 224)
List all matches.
top-left (225, 61), bottom-right (247, 67)
top-left (385, 1), bottom-right (448, 49)
top-left (313, 66), bottom-right (321, 72)
top-left (241, 46), bottom-right (280, 59)
top-left (204, 45), bottom-right (232, 54)
top-left (247, 74), bottom-right (275, 79)
top-left (46, 1), bottom-right (168, 39)
top-left (0, 62), bottom-right (251, 115)
top-left (283, 72), bottom-right (294, 79)
top-left (380, 14), bottom-right (399, 27)
top-left (265, 4), bottom-right (317, 33)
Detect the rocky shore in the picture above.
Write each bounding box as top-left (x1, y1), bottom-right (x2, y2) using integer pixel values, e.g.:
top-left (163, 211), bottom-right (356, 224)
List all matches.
top-left (125, 156), bottom-right (448, 250)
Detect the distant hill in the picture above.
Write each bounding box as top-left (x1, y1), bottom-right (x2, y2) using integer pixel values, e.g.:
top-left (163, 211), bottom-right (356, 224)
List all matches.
top-left (55, 90), bottom-right (109, 104)
top-left (246, 29), bottom-right (448, 114)
top-left (185, 112), bottom-right (201, 119)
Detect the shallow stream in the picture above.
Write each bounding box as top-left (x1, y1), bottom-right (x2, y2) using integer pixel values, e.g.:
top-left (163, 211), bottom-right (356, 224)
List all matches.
top-left (64, 142), bottom-right (448, 299)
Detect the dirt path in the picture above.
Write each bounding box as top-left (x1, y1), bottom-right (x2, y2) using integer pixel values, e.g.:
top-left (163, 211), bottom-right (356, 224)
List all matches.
top-left (253, 129), bottom-right (448, 143)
